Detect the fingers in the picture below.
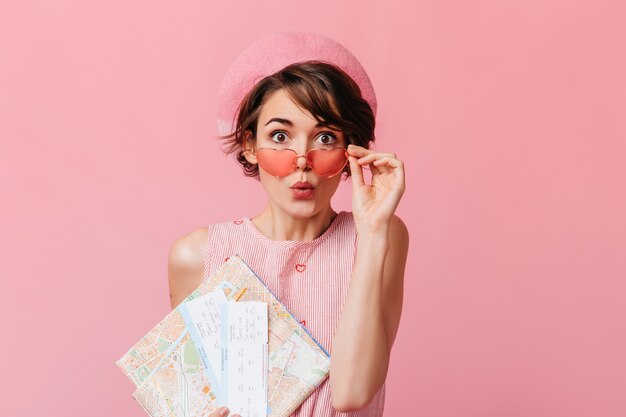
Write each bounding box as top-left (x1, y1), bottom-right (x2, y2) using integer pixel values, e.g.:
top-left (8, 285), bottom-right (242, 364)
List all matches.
top-left (353, 151), bottom-right (398, 166)
top-left (209, 407), bottom-right (228, 417)
top-left (208, 407), bottom-right (241, 417)
top-left (347, 145), bottom-right (401, 170)
top-left (347, 144), bottom-right (373, 161)
top-left (372, 156), bottom-right (403, 168)
top-left (348, 155), bottom-right (365, 188)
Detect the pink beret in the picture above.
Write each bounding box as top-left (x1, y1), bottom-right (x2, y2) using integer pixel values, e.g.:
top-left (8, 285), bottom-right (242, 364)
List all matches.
top-left (216, 31), bottom-right (377, 137)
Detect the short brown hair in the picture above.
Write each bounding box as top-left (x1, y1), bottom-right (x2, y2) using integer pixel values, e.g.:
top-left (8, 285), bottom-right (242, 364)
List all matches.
top-left (217, 60), bottom-right (375, 179)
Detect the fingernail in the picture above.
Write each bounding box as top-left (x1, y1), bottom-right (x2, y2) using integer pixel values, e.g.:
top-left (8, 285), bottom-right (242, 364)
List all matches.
top-left (219, 407), bottom-right (229, 417)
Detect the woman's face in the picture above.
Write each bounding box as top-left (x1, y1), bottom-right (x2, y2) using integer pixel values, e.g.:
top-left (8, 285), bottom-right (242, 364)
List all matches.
top-left (243, 89), bottom-right (347, 219)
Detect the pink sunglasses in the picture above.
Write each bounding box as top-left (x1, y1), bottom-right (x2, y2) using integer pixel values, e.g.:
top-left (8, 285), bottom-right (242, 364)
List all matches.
top-left (255, 146), bottom-right (350, 178)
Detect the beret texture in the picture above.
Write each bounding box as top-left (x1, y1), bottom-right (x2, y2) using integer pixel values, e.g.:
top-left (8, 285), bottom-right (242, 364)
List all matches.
top-left (216, 31), bottom-right (377, 137)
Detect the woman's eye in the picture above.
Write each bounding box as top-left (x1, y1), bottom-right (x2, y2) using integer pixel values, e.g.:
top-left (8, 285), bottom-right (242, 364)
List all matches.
top-left (269, 130), bottom-right (338, 145)
top-left (317, 133), bottom-right (337, 145)
top-left (270, 131), bottom-right (288, 143)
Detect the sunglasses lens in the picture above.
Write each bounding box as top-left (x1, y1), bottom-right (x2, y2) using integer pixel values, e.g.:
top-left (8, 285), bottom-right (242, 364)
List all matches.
top-left (307, 148), bottom-right (348, 178)
top-left (256, 147), bottom-right (348, 178)
top-left (256, 148), bottom-right (296, 177)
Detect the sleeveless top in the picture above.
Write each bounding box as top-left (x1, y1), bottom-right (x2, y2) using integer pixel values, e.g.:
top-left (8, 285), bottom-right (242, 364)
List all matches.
top-left (202, 210), bottom-right (386, 417)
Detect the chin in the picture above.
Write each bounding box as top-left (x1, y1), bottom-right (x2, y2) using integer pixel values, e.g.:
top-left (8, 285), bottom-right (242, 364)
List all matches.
top-left (279, 198), bottom-right (327, 219)
top-left (287, 205), bottom-right (320, 219)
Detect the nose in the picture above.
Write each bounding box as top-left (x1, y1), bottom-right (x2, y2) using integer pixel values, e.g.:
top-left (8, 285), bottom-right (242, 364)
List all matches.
top-left (295, 152), bottom-right (310, 172)
top-left (294, 142), bottom-right (311, 172)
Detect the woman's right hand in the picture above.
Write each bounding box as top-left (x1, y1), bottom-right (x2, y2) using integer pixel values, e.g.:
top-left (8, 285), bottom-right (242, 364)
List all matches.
top-left (208, 406), bottom-right (240, 417)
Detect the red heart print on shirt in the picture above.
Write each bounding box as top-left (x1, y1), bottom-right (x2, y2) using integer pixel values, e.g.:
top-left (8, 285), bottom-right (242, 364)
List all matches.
top-left (295, 264), bottom-right (306, 273)
top-left (233, 220), bottom-right (243, 225)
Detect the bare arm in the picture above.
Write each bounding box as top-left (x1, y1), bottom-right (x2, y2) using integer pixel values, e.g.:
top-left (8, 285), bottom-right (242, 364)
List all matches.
top-left (329, 214), bottom-right (409, 412)
top-left (329, 142), bottom-right (408, 412)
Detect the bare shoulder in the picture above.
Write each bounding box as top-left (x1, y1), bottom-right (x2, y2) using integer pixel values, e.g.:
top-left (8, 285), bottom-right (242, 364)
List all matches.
top-left (389, 214), bottom-right (409, 248)
top-left (381, 214), bottom-right (409, 350)
top-left (385, 214), bottom-right (409, 284)
top-left (385, 214), bottom-right (409, 283)
top-left (168, 226), bottom-right (208, 309)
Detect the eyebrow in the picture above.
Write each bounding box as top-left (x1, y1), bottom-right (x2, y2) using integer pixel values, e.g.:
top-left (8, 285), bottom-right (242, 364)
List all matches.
top-left (264, 117), bottom-right (332, 128)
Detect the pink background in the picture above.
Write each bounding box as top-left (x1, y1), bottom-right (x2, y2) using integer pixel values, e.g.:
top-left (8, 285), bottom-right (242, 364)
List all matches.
top-left (1, 1), bottom-right (625, 416)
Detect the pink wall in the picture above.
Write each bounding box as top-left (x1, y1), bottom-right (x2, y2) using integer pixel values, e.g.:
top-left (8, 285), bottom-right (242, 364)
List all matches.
top-left (1, 1), bottom-right (625, 416)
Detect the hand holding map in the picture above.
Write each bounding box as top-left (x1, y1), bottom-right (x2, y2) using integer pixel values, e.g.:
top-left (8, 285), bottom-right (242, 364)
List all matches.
top-left (116, 254), bottom-right (331, 417)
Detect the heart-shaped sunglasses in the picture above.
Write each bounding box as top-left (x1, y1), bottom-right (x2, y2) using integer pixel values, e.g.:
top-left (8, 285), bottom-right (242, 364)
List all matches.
top-left (255, 147), bottom-right (350, 178)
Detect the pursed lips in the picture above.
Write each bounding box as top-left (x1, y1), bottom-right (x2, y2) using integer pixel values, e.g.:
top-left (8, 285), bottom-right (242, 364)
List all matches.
top-left (291, 181), bottom-right (315, 189)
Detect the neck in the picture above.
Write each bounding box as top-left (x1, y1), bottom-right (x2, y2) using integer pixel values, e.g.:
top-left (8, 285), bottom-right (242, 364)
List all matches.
top-left (251, 205), bottom-right (338, 241)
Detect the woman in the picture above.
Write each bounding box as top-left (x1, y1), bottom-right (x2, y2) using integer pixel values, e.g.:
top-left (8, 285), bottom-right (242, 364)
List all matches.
top-left (168, 33), bottom-right (409, 417)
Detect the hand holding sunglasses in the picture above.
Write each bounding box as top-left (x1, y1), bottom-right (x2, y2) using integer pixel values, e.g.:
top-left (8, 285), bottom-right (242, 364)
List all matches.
top-left (346, 144), bottom-right (406, 235)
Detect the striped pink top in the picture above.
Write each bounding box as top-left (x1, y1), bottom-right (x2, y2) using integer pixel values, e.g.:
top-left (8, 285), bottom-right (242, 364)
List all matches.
top-left (202, 210), bottom-right (385, 417)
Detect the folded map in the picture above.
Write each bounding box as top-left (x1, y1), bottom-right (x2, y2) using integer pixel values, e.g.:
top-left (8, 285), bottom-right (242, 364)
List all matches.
top-left (116, 254), bottom-right (331, 417)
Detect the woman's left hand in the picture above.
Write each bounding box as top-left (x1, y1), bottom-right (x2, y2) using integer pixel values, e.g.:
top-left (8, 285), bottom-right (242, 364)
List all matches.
top-left (347, 144), bottom-right (406, 235)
